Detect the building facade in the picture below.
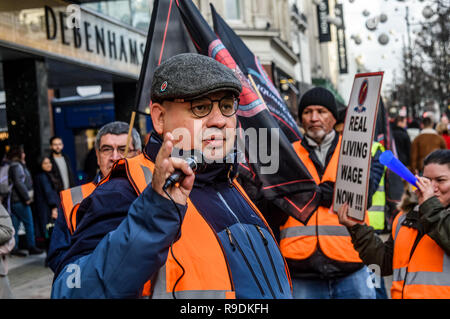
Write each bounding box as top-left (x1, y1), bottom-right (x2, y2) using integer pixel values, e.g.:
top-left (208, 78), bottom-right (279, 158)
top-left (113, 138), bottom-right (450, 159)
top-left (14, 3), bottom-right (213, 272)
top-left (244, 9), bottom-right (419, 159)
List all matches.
top-left (0, 0), bottom-right (149, 178)
top-left (0, 0), bottom-right (351, 181)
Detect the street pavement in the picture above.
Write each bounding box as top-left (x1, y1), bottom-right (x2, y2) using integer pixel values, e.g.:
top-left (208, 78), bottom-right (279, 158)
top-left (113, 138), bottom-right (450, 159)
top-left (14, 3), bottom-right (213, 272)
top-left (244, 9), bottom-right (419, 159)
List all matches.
top-left (7, 252), bottom-right (53, 299)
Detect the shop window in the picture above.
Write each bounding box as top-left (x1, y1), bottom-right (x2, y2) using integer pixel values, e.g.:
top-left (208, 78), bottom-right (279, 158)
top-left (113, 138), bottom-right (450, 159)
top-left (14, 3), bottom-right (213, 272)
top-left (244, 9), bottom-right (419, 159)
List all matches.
top-left (224, 0), bottom-right (242, 21)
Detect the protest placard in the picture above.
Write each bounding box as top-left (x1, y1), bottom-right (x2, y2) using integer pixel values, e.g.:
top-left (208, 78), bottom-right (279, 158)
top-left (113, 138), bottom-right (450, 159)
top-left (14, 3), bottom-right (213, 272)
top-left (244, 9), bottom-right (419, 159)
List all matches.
top-left (333, 72), bottom-right (384, 221)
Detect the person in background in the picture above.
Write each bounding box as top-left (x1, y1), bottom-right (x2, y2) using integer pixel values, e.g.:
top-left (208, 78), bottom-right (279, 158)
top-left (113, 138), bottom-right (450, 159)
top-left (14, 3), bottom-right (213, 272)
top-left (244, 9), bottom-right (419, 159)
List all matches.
top-left (280, 87), bottom-right (376, 299)
top-left (33, 156), bottom-right (60, 259)
top-left (0, 145), bottom-right (11, 214)
top-left (392, 116), bottom-right (411, 167)
top-left (49, 136), bottom-right (76, 192)
top-left (8, 145), bottom-right (43, 256)
top-left (410, 117), bottom-right (447, 174)
top-left (406, 119), bottom-right (421, 142)
top-left (337, 149), bottom-right (450, 299)
top-left (0, 203), bottom-right (14, 298)
top-left (436, 122), bottom-right (450, 149)
top-left (46, 121), bottom-right (142, 272)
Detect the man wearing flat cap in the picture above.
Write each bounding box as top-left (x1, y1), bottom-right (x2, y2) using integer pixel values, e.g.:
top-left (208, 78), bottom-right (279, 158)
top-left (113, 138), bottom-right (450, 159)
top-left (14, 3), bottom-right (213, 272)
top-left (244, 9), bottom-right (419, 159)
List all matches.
top-left (51, 53), bottom-right (292, 299)
top-left (279, 87), bottom-right (377, 299)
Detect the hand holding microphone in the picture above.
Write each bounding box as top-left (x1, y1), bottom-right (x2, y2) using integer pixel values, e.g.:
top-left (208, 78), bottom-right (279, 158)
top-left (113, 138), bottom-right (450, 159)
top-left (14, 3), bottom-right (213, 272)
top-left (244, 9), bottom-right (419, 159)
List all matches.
top-left (152, 132), bottom-right (195, 205)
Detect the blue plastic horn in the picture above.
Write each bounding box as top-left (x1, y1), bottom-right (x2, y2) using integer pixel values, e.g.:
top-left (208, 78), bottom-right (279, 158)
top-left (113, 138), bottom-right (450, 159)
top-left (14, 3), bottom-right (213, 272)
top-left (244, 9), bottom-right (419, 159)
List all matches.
top-left (379, 150), bottom-right (417, 187)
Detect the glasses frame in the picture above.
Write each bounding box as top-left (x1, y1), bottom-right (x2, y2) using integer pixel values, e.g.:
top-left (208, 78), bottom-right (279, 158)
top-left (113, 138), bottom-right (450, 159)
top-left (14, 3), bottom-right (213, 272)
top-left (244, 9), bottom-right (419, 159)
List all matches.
top-left (189, 96), bottom-right (240, 118)
top-left (99, 145), bottom-right (135, 157)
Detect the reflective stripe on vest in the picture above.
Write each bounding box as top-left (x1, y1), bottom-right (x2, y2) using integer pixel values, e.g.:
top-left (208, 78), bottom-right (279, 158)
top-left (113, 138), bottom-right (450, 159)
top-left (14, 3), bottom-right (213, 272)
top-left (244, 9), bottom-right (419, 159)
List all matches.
top-left (151, 265), bottom-right (234, 299)
top-left (391, 212), bottom-right (450, 299)
top-left (368, 142), bottom-right (386, 230)
top-left (280, 136), bottom-right (366, 263)
top-left (280, 225), bottom-right (352, 238)
top-left (60, 182), bottom-right (96, 234)
top-left (110, 154), bottom-right (236, 299)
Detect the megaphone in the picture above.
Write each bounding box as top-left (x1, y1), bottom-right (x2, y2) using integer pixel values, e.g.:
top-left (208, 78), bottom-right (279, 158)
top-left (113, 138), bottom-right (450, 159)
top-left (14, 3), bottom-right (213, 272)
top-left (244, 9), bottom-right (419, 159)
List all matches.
top-left (379, 150), bottom-right (417, 187)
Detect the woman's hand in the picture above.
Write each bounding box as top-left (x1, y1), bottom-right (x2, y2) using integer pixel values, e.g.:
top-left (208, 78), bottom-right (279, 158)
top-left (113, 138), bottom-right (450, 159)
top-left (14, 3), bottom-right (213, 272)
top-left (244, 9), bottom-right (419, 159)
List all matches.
top-left (415, 176), bottom-right (435, 205)
top-left (337, 202), bottom-right (364, 227)
top-left (51, 207), bottom-right (58, 220)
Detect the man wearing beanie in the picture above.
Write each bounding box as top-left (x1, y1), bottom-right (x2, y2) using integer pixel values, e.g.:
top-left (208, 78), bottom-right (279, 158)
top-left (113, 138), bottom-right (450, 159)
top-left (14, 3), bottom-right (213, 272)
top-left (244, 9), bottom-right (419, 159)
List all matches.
top-left (279, 87), bottom-right (376, 299)
top-left (51, 53), bottom-right (292, 299)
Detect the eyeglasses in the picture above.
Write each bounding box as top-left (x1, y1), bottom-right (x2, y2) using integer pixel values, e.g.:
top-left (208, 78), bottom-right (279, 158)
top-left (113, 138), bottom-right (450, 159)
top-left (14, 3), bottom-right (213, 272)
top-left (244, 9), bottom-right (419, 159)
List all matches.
top-left (189, 96), bottom-right (239, 118)
top-left (99, 146), bottom-right (135, 156)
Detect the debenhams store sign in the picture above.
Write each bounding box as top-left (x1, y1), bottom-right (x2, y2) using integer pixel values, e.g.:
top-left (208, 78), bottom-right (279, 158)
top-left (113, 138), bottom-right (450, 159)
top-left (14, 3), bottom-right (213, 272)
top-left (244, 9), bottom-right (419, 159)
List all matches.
top-left (0, 1), bottom-right (146, 79)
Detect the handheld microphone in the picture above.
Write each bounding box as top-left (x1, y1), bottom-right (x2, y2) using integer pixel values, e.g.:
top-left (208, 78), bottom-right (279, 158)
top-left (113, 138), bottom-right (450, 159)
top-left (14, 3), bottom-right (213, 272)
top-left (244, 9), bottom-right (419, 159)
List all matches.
top-left (163, 155), bottom-right (201, 190)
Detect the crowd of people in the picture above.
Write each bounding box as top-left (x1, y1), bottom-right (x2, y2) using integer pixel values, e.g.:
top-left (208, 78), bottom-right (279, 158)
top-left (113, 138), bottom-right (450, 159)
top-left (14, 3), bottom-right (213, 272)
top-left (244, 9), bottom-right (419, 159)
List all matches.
top-left (0, 53), bottom-right (449, 299)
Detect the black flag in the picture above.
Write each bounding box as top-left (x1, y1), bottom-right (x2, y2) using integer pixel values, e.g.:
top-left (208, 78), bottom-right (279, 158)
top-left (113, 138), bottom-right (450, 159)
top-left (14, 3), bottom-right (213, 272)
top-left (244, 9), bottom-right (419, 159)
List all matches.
top-left (211, 4), bottom-right (302, 143)
top-left (134, 0), bottom-right (195, 116)
top-left (176, 0), bottom-right (320, 224)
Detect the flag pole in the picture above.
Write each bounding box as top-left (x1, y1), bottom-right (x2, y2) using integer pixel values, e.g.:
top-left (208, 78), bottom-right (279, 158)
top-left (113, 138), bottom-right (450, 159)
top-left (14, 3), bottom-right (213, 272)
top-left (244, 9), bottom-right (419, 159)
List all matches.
top-left (124, 110), bottom-right (136, 157)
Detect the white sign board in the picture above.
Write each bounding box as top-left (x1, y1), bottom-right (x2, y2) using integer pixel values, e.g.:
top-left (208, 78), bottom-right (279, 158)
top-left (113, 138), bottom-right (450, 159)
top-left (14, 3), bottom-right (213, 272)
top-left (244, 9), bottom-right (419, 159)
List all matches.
top-left (333, 72), bottom-right (383, 221)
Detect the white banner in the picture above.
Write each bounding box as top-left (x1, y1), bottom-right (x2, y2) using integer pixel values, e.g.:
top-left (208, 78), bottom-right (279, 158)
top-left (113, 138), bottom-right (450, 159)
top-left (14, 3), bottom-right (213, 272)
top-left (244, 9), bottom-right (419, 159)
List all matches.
top-left (333, 72), bottom-right (383, 221)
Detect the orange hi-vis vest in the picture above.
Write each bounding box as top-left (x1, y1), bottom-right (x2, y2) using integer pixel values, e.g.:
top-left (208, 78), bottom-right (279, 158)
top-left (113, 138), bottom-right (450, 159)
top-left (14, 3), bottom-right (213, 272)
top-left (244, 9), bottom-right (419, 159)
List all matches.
top-left (280, 136), bottom-right (369, 263)
top-left (60, 182), bottom-right (97, 235)
top-left (103, 153), bottom-right (291, 298)
top-left (391, 211), bottom-right (450, 299)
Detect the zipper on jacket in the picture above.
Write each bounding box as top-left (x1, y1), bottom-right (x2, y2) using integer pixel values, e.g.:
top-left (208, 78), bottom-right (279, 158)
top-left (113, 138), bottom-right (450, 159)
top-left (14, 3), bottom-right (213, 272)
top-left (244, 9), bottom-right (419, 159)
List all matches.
top-left (255, 225), bottom-right (283, 295)
top-left (227, 227), bottom-right (265, 296)
top-left (225, 228), bottom-right (235, 251)
top-left (218, 191), bottom-right (275, 298)
top-left (243, 230), bottom-right (276, 298)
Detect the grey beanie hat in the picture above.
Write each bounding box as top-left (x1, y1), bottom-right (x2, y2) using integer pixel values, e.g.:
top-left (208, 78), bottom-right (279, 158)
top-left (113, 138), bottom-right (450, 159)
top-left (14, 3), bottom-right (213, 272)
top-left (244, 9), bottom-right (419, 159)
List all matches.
top-left (151, 53), bottom-right (242, 102)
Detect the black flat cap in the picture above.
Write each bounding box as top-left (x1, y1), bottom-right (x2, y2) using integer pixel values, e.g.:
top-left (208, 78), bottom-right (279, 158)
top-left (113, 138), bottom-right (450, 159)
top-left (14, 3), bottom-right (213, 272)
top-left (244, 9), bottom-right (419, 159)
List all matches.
top-left (151, 53), bottom-right (242, 102)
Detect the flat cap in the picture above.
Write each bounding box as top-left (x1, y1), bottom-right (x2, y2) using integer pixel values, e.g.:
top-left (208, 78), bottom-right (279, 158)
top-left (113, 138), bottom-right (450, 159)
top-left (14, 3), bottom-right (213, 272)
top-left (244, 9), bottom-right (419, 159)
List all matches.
top-left (151, 53), bottom-right (242, 102)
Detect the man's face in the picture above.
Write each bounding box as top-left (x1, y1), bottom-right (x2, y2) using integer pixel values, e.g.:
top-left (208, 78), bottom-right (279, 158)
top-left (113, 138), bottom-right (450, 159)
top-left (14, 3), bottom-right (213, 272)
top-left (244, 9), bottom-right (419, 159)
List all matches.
top-left (95, 133), bottom-right (138, 177)
top-left (51, 138), bottom-right (64, 154)
top-left (152, 91), bottom-right (237, 161)
top-left (301, 105), bottom-right (336, 144)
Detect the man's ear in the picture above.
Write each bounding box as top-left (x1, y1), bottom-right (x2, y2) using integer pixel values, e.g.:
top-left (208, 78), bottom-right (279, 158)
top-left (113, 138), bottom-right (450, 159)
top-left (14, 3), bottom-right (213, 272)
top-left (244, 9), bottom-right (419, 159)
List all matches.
top-left (150, 101), bottom-right (165, 135)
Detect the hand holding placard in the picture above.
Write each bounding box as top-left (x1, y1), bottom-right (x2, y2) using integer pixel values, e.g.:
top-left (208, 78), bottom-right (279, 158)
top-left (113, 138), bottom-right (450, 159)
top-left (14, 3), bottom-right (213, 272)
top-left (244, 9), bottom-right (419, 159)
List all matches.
top-left (379, 150), bottom-right (417, 187)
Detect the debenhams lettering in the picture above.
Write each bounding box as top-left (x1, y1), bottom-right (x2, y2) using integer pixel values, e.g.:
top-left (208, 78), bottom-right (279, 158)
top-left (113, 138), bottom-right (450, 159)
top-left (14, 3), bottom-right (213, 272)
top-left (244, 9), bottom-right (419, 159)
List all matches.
top-left (44, 6), bottom-right (145, 65)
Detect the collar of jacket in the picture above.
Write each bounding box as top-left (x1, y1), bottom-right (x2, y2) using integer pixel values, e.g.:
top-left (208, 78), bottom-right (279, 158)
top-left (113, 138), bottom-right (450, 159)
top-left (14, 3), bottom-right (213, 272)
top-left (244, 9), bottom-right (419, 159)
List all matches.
top-left (420, 128), bottom-right (438, 135)
top-left (403, 205), bottom-right (424, 233)
top-left (300, 130), bottom-right (339, 177)
top-left (144, 131), bottom-right (239, 188)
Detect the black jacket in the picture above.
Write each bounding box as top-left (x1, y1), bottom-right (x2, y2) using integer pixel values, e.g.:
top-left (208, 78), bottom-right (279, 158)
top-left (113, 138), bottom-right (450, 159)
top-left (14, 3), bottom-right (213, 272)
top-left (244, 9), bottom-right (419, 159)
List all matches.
top-left (9, 161), bottom-right (33, 204)
top-left (49, 153), bottom-right (76, 192)
top-left (33, 172), bottom-right (60, 238)
top-left (392, 124), bottom-right (411, 167)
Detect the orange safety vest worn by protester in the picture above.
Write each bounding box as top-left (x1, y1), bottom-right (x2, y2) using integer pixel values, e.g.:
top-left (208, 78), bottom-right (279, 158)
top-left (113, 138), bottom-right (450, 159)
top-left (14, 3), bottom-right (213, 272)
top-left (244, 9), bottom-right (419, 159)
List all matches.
top-left (98, 153), bottom-right (292, 298)
top-left (391, 212), bottom-right (450, 299)
top-left (60, 182), bottom-right (97, 235)
top-left (280, 136), bottom-right (369, 263)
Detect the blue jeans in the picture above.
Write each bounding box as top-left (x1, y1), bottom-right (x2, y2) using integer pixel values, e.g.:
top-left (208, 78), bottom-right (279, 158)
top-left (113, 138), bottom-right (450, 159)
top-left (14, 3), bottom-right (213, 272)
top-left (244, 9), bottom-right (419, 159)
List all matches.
top-left (292, 266), bottom-right (377, 299)
top-left (10, 201), bottom-right (36, 249)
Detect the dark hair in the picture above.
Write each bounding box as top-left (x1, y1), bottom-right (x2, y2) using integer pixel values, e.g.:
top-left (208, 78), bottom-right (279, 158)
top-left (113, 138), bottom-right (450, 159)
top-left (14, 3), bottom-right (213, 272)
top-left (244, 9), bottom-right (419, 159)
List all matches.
top-left (408, 120), bottom-right (420, 129)
top-left (38, 155), bottom-right (51, 167)
top-left (395, 116), bottom-right (406, 124)
top-left (49, 136), bottom-right (62, 145)
top-left (38, 155), bottom-right (60, 188)
top-left (7, 145), bottom-right (24, 160)
top-left (422, 117), bottom-right (433, 127)
top-left (423, 149), bottom-right (450, 168)
top-left (94, 121), bottom-right (142, 151)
